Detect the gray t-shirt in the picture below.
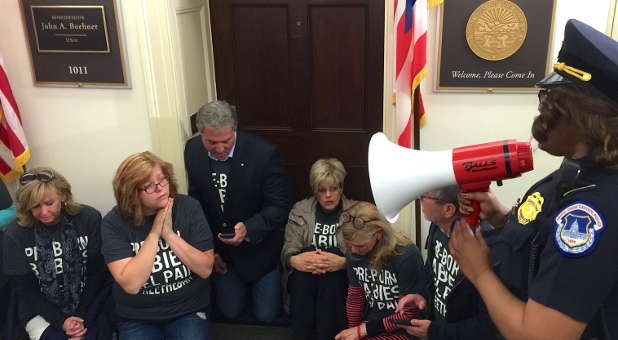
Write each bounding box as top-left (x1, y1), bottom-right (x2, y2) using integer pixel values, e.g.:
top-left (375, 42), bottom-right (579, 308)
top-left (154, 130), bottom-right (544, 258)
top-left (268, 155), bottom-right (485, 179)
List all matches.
top-left (101, 194), bottom-right (214, 321)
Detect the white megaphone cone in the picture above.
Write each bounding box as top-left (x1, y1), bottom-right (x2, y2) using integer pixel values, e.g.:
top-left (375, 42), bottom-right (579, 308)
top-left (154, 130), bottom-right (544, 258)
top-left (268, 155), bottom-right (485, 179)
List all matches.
top-left (368, 133), bottom-right (456, 222)
top-left (368, 132), bottom-right (534, 225)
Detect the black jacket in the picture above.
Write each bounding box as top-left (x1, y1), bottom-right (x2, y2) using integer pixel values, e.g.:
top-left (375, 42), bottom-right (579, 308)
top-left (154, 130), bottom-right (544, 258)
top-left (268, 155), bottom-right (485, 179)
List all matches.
top-left (424, 222), bottom-right (499, 340)
top-left (184, 131), bottom-right (292, 282)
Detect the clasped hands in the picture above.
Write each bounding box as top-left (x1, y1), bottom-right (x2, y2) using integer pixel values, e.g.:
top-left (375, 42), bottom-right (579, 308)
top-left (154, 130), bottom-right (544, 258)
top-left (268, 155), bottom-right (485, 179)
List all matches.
top-left (63, 316), bottom-right (86, 340)
top-left (290, 250), bottom-right (345, 274)
top-left (151, 198), bottom-right (175, 241)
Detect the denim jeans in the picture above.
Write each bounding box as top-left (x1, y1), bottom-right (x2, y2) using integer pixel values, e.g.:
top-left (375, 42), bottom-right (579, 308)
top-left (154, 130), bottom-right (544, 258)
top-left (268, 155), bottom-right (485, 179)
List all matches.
top-left (119, 312), bottom-right (210, 340)
top-left (213, 266), bottom-right (280, 322)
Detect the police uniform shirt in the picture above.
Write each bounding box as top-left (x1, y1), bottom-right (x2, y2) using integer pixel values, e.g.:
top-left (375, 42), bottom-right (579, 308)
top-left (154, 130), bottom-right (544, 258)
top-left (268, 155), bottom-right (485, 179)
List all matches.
top-left (503, 158), bottom-right (618, 337)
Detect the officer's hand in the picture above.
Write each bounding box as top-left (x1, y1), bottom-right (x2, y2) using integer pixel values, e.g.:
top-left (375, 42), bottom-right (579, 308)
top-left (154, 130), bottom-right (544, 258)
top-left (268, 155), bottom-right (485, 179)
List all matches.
top-left (400, 319), bottom-right (430, 338)
top-left (218, 222), bottom-right (247, 246)
top-left (395, 294), bottom-right (426, 313)
top-left (458, 191), bottom-right (509, 228)
top-left (449, 218), bottom-right (492, 287)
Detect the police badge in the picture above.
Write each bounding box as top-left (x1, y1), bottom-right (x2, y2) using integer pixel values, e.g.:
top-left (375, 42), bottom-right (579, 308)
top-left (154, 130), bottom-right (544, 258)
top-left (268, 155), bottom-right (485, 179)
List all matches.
top-left (517, 192), bottom-right (544, 225)
top-left (554, 201), bottom-right (605, 257)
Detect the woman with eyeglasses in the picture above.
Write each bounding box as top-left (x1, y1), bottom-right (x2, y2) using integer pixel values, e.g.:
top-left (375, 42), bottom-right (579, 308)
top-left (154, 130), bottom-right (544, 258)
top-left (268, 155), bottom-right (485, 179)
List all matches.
top-left (2, 167), bottom-right (113, 340)
top-left (101, 151), bottom-right (214, 340)
top-left (281, 158), bottom-right (357, 340)
top-left (334, 202), bottom-right (425, 340)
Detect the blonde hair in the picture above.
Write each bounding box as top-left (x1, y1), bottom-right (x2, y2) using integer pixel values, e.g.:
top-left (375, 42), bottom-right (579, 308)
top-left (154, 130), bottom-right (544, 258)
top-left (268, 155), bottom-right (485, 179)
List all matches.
top-left (309, 158), bottom-right (346, 194)
top-left (340, 202), bottom-right (412, 273)
top-left (15, 167), bottom-right (81, 227)
top-left (112, 151), bottom-right (178, 225)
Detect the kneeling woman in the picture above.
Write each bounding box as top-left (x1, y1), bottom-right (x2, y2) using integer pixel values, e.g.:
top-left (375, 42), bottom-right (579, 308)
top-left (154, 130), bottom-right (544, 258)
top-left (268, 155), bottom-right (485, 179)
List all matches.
top-left (335, 202), bottom-right (425, 340)
top-left (101, 152), bottom-right (214, 340)
top-left (3, 167), bottom-right (111, 340)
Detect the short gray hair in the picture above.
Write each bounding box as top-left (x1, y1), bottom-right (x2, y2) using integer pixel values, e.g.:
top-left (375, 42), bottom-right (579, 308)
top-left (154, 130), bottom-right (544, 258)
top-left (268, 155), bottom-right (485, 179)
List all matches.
top-left (196, 100), bottom-right (238, 133)
top-left (433, 184), bottom-right (460, 209)
top-left (309, 158), bottom-right (346, 194)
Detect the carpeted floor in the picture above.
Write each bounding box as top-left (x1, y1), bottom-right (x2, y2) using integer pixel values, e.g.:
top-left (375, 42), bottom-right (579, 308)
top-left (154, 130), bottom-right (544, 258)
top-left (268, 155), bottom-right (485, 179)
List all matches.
top-left (211, 323), bottom-right (293, 340)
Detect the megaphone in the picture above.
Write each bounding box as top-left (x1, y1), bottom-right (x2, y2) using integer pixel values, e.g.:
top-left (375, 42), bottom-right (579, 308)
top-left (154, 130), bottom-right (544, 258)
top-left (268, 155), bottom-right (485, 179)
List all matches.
top-left (368, 133), bottom-right (534, 225)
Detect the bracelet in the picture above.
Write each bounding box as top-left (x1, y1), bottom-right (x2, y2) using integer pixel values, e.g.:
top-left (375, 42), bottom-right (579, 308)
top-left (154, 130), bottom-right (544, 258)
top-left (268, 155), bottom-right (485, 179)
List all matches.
top-left (357, 324), bottom-right (361, 339)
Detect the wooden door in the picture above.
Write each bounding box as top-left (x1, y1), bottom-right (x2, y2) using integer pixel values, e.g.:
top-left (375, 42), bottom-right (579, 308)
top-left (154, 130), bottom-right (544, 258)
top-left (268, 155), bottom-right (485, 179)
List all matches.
top-left (210, 0), bottom-right (384, 203)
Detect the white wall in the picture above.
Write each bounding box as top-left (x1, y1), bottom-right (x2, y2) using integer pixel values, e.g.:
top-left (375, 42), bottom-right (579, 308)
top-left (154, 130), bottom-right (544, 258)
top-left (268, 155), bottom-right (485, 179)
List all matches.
top-left (0, 1), bottom-right (153, 214)
top-left (0, 0), bottom-right (612, 225)
top-left (416, 0), bottom-right (612, 247)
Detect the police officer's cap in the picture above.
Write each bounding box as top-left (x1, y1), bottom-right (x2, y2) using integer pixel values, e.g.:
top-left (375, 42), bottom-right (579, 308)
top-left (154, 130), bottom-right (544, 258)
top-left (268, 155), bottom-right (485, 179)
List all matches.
top-left (537, 19), bottom-right (618, 109)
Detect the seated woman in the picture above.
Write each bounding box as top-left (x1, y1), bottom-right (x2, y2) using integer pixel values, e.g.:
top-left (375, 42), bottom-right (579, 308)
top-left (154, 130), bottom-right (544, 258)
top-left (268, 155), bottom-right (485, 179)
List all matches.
top-left (2, 167), bottom-right (112, 340)
top-left (282, 158), bottom-right (356, 340)
top-left (101, 151), bottom-right (214, 340)
top-left (335, 202), bottom-right (425, 340)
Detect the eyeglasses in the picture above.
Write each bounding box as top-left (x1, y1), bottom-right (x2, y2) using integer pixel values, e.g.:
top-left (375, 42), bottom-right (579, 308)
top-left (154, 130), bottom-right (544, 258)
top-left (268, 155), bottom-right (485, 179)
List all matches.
top-left (419, 195), bottom-right (445, 204)
top-left (19, 170), bottom-right (55, 185)
top-left (340, 212), bottom-right (370, 229)
top-left (140, 178), bottom-right (169, 194)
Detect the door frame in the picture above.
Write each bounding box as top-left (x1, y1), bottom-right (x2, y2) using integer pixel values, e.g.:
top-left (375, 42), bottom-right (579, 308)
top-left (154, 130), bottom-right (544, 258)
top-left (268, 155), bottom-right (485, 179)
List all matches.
top-left (135, 0), bottom-right (415, 236)
top-left (129, 0), bottom-right (217, 194)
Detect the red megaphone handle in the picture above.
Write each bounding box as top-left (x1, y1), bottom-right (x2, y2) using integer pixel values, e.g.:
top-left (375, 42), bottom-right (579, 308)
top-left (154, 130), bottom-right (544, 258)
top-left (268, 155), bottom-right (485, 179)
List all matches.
top-left (460, 183), bottom-right (489, 228)
top-left (464, 200), bottom-right (481, 227)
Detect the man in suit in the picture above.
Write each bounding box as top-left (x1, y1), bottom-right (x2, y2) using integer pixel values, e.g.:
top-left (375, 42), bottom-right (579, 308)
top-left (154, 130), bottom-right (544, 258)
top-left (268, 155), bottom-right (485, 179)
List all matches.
top-left (184, 100), bottom-right (292, 323)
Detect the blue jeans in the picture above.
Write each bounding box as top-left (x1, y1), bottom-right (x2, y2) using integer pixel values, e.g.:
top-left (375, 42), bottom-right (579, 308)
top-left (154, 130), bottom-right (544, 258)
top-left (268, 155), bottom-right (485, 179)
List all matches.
top-left (119, 312), bottom-right (210, 340)
top-left (213, 266), bottom-right (280, 322)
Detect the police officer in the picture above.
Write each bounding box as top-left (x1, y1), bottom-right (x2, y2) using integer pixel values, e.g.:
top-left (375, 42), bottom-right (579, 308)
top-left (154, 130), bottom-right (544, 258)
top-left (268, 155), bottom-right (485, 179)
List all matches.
top-left (449, 19), bottom-right (618, 340)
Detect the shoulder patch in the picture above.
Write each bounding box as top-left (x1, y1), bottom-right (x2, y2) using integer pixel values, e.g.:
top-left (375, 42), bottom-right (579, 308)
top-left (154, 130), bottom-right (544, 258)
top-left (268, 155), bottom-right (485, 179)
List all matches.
top-left (553, 201), bottom-right (605, 257)
top-left (518, 192), bottom-right (544, 225)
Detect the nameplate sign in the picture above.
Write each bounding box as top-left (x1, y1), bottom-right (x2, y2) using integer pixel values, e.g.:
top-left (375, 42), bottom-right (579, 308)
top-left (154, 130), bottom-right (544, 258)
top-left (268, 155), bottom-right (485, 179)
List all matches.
top-left (21, 0), bottom-right (128, 87)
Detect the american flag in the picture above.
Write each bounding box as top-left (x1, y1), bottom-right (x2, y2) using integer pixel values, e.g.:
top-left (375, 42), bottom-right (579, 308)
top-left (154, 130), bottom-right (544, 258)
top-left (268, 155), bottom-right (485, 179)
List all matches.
top-left (0, 54), bottom-right (30, 183)
top-left (393, 0), bottom-right (442, 148)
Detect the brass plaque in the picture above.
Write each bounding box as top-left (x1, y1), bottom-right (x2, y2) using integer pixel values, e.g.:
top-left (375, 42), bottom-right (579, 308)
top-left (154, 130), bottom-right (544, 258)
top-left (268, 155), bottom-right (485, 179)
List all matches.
top-left (466, 0), bottom-right (528, 61)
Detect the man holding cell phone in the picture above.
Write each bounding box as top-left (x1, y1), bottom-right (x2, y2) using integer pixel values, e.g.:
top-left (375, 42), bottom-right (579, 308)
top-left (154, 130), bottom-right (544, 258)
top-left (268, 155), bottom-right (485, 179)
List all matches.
top-left (184, 100), bottom-right (292, 323)
top-left (395, 185), bottom-right (499, 340)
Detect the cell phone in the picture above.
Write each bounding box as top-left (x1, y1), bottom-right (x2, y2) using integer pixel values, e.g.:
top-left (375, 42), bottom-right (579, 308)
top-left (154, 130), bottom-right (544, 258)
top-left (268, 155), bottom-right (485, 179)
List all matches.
top-left (388, 319), bottom-right (412, 326)
top-left (219, 231), bottom-right (235, 239)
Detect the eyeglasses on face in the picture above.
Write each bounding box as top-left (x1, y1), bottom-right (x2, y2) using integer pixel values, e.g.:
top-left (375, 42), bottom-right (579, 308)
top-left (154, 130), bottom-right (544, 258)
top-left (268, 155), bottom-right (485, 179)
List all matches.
top-left (419, 195), bottom-right (445, 204)
top-left (19, 170), bottom-right (55, 185)
top-left (140, 177), bottom-right (169, 194)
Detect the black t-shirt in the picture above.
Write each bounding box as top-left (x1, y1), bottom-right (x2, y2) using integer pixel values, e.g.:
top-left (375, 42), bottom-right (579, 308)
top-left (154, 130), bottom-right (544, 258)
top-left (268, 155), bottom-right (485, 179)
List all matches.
top-left (311, 203), bottom-right (341, 250)
top-left (210, 159), bottom-right (232, 213)
top-left (101, 194), bottom-right (214, 321)
top-left (347, 244), bottom-right (424, 321)
top-left (430, 228), bottom-right (461, 322)
top-left (2, 205), bottom-right (104, 327)
top-left (3, 205), bottom-right (100, 278)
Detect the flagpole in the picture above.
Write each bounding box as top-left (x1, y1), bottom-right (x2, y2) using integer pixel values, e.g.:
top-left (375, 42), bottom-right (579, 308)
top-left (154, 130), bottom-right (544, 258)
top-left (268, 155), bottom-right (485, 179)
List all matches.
top-left (413, 89), bottom-right (422, 247)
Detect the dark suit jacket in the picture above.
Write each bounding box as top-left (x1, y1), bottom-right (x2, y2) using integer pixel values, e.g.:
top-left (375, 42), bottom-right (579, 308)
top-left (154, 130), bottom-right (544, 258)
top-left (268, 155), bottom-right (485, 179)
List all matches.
top-left (184, 131), bottom-right (291, 282)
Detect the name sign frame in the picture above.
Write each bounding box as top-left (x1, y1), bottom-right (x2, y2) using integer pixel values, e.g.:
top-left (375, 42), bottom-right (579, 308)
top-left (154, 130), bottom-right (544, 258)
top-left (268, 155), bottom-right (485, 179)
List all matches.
top-left (435, 0), bottom-right (557, 92)
top-left (20, 0), bottom-right (129, 87)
